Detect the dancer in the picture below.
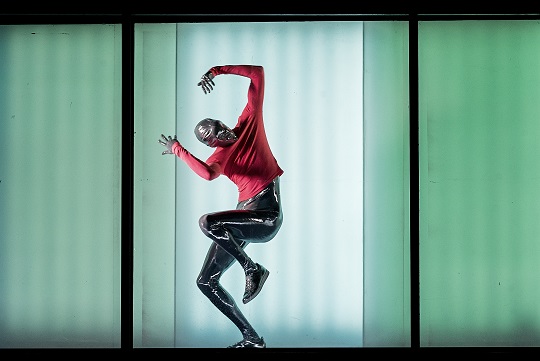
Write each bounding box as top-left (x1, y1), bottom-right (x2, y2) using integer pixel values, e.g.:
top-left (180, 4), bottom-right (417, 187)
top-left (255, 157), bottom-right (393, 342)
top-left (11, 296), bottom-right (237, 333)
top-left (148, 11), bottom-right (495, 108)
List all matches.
top-left (159, 65), bottom-right (283, 348)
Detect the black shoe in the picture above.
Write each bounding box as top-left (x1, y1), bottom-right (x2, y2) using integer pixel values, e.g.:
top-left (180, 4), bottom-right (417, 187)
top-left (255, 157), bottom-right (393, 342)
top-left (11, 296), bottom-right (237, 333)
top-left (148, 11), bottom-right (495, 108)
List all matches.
top-left (242, 263), bottom-right (269, 304)
top-left (228, 337), bottom-right (266, 348)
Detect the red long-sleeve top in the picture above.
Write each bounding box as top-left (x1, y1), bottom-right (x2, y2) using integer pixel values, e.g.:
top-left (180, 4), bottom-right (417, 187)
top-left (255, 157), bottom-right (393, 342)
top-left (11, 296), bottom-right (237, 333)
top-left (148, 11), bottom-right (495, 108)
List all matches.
top-left (172, 65), bottom-right (283, 202)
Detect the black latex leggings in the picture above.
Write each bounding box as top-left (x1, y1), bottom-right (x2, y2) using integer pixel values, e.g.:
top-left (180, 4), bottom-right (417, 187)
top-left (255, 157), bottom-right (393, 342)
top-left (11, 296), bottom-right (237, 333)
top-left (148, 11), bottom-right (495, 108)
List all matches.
top-left (196, 177), bottom-right (282, 339)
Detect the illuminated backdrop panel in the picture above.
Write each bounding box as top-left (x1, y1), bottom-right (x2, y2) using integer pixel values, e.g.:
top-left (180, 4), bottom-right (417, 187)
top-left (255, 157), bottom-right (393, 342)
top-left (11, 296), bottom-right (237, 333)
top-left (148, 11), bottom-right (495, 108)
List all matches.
top-left (0, 24), bottom-right (122, 348)
top-left (419, 20), bottom-right (540, 346)
top-left (134, 20), bottom-right (410, 348)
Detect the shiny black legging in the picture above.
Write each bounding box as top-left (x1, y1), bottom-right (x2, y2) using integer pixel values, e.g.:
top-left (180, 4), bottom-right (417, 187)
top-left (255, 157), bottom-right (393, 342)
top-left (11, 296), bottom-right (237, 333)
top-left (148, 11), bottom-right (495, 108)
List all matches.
top-left (196, 177), bottom-right (282, 339)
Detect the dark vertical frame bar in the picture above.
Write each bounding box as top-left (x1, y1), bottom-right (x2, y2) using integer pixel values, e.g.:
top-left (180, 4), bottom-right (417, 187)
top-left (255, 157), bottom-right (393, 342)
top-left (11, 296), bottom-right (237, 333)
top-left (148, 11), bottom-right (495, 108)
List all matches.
top-left (121, 13), bottom-right (134, 351)
top-left (409, 13), bottom-right (420, 349)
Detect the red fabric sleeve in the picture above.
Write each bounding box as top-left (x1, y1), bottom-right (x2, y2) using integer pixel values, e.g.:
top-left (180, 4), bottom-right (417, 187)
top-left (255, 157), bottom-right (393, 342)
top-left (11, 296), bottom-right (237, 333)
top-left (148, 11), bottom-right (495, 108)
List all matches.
top-left (172, 142), bottom-right (219, 180)
top-left (210, 65), bottom-right (264, 114)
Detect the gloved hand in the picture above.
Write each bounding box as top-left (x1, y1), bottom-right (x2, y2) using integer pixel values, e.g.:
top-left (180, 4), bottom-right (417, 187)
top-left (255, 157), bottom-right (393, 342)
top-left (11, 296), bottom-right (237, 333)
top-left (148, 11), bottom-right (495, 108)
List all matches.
top-left (197, 70), bottom-right (215, 94)
top-left (158, 134), bottom-right (179, 155)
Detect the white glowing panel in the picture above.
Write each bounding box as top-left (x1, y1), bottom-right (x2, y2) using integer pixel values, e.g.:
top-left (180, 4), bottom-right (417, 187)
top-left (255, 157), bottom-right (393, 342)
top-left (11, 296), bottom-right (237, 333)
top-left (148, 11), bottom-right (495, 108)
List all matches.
top-left (173, 21), bottom-right (363, 348)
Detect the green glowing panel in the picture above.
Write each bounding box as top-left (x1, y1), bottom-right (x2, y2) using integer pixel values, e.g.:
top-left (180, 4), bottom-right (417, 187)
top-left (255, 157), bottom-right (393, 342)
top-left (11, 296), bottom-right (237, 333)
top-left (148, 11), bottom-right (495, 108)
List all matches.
top-left (0, 24), bottom-right (122, 348)
top-left (419, 20), bottom-right (540, 346)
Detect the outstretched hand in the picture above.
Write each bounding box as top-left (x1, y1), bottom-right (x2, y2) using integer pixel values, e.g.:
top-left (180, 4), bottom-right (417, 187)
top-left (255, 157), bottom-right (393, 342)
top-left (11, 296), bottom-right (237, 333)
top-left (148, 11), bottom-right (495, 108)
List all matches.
top-left (158, 134), bottom-right (179, 155)
top-left (197, 70), bottom-right (215, 94)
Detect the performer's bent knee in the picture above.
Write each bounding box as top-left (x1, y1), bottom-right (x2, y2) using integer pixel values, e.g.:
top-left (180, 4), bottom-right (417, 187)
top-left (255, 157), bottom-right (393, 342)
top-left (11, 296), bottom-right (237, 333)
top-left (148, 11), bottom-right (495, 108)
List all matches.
top-left (196, 274), bottom-right (206, 292)
top-left (196, 273), bottom-right (218, 295)
top-left (198, 214), bottom-right (214, 236)
top-left (199, 213), bottom-right (229, 238)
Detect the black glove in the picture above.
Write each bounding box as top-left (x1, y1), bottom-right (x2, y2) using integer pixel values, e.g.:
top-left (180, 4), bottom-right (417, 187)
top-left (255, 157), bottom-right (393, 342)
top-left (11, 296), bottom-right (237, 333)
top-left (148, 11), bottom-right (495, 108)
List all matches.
top-left (197, 70), bottom-right (215, 94)
top-left (158, 134), bottom-right (179, 155)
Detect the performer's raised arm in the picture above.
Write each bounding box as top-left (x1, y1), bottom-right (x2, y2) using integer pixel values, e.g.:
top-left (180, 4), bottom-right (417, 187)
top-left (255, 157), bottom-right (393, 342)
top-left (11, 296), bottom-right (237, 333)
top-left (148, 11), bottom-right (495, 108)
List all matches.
top-left (197, 65), bottom-right (265, 112)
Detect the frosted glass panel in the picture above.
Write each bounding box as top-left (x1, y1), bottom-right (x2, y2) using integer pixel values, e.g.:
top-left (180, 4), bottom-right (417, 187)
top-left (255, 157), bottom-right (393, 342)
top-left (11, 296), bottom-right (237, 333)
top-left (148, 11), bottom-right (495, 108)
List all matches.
top-left (419, 20), bottom-right (540, 346)
top-left (133, 23), bottom-right (177, 347)
top-left (363, 21), bottom-right (410, 347)
top-left (134, 21), bottom-right (364, 348)
top-left (0, 24), bottom-right (122, 348)
top-left (134, 20), bottom-right (409, 349)
top-left (175, 21), bottom-right (363, 348)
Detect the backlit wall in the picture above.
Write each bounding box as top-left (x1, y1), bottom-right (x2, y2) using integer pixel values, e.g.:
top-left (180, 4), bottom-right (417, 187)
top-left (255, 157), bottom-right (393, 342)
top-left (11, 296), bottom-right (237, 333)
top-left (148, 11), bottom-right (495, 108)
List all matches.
top-left (0, 19), bottom-right (409, 350)
top-left (175, 21), bottom-right (364, 348)
top-left (0, 24), bottom-right (122, 348)
top-left (419, 20), bottom-right (540, 346)
top-left (4, 16), bottom-right (540, 350)
top-left (134, 20), bottom-right (410, 348)
top-left (363, 21), bottom-right (410, 347)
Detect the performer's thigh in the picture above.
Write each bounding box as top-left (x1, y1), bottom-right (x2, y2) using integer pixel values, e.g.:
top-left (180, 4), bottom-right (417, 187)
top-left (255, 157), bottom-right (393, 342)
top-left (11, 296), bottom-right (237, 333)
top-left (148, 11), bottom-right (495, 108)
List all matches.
top-left (204, 210), bottom-right (280, 243)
